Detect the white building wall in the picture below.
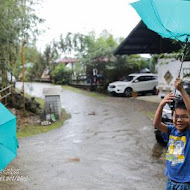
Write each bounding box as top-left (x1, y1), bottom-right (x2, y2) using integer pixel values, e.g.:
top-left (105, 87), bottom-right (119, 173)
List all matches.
top-left (157, 58), bottom-right (190, 97)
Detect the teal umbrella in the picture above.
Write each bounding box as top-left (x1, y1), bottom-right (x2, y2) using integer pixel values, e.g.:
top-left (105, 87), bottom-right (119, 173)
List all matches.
top-left (131, 0), bottom-right (190, 78)
top-left (131, 0), bottom-right (190, 110)
top-left (131, 0), bottom-right (190, 42)
top-left (0, 103), bottom-right (19, 171)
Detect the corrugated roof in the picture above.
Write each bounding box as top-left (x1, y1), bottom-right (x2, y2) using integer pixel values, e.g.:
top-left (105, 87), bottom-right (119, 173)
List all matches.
top-left (55, 58), bottom-right (77, 64)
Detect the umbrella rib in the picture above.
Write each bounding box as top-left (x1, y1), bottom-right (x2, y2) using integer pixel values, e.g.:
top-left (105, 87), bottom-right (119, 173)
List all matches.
top-left (0, 142), bottom-right (17, 156)
top-left (150, 0), bottom-right (180, 42)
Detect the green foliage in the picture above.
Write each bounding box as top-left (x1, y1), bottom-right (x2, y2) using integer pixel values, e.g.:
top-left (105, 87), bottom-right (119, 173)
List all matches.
top-left (13, 45), bottom-right (45, 81)
top-left (150, 52), bottom-right (182, 72)
top-left (41, 30), bottom-right (150, 88)
top-left (0, 0), bottom-right (21, 86)
top-left (19, 0), bottom-right (44, 41)
top-left (55, 30), bottom-right (149, 88)
top-left (150, 43), bottom-right (190, 72)
top-left (103, 54), bottom-right (148, 86)
top-left (17, 106), bottom-right (71, 138)
top-left (0, 0), bottom-right (44, 86)
top-left (43, 41), bottom-right (59, 69)
top-left (52, 63), bottom-right (72, 84)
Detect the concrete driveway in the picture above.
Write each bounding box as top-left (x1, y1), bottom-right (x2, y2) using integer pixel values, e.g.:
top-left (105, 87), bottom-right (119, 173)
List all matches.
top-left (0, 83), bottom-right (166, 190)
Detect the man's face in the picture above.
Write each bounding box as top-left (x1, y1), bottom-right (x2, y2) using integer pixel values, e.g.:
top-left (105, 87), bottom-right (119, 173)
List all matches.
top-left (173, 108), bottom-right (190, 133)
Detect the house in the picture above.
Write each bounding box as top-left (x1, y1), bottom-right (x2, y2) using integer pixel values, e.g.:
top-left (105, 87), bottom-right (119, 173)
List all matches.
top-left (55, 57), bottom-right (77, 72)
top-left (55, 57), bottom-right (87, 82)
top-left (41, 67), bottom-right (51, 82)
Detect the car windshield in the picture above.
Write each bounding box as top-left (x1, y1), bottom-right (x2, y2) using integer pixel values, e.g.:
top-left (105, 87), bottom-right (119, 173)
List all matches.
top-left (123, 76), bottom-right (135, 82)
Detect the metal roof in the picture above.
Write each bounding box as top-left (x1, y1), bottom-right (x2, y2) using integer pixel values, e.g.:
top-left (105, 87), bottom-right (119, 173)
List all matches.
top-left (55, 57), bottom-right (77, 64)
top-left (114, 21), bottom-right (182, 55)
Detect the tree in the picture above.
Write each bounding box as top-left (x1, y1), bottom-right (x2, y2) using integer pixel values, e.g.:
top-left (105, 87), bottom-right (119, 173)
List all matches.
top-left (18, 0), bottom-right (44, 115)
top-left (0, 0), bottom-right (21, 87)
top-left (0, 0), bottom-right (44, 113)
top-left (52, 63), bottom-right (72, 84)
top-left (43, 41), bottom-right (59, 70)
top-left (44, 31), bottom-right (149, 89)
top-left (58, 30), bottom-right (118, 86)
top-left (13, 45), bottom-right (45, 81)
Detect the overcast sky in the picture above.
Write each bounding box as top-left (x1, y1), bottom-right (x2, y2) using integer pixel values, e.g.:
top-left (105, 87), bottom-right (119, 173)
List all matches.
top-left (36, 0), bottom-right (140, 51)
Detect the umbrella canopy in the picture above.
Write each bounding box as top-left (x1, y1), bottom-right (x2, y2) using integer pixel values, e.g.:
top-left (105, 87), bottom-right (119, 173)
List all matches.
top-left (0, 103), bottom-right (19, 171)
top-left (131, 0), bottom-right (190, 42)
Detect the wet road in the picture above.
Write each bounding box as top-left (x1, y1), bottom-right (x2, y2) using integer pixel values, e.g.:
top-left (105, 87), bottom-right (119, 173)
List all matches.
top-left (0, 82), bottom-right (166, 190)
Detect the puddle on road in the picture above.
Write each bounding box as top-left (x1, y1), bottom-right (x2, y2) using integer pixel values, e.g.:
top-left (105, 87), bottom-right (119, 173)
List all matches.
top-left (73, 140), bottom-right (82, 143)
top-left (141, 126), bottom-right (152, 131)
top-left (88, 111), bottom-right (96, 115)
top-left (64, 134), bottom-right (76, 138)
top-left (73, 112), bottom-right (80, 115)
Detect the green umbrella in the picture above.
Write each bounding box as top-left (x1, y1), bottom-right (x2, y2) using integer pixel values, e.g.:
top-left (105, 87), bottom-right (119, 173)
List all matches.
top-left (0, 103), bottom-right (19, 171)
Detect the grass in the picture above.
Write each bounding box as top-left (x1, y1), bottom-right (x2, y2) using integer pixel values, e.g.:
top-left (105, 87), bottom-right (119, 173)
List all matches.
top-left (16, 93), bottom-right (71, 138)
top-left (34, 97), bottom-right (45, 109)
top-left (62, 85), bottom-right (107, 101)
top-left (17, 109), bottom-right (70, 138)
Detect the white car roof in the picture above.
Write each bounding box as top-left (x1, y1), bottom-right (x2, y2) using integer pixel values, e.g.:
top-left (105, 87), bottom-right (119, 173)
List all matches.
top-left (128, 73), bottom-right (157, 76)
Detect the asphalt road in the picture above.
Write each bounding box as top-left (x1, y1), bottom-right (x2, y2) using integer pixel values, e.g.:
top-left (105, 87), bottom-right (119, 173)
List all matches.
top-left (0, 82), bottom-right (166, 190)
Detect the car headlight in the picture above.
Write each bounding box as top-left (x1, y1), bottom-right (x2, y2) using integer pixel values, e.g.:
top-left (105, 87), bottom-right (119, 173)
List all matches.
top-left (108, 85), bottom-right (115, 88)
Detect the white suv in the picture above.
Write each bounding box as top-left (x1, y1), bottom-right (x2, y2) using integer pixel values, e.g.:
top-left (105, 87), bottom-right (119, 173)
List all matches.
top-left (107, 73), bottom-right (158, 97)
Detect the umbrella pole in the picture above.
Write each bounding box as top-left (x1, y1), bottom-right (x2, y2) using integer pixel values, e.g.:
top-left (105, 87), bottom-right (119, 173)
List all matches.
top-left (171, 38), bottom-right (189, 112)
top-left (177, 38), bottom-right (189, 78)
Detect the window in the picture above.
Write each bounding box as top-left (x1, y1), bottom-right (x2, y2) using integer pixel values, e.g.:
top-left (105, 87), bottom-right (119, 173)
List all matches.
top-left (136, 75), bottom-right (155, 82)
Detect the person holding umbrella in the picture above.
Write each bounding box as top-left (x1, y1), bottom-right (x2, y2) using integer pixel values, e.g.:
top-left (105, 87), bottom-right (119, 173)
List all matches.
top-left (153, 78), bottom-right (190, 190)
top-left (129, 1), bottom-right (190, 189)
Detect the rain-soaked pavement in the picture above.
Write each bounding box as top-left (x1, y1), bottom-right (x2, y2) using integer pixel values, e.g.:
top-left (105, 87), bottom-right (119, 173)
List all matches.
top-left (0, 82), bottom-right (167, 190)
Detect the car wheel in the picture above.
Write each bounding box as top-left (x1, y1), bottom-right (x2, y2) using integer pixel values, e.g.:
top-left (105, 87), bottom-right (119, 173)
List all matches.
top-left (124, 88), bottom-right (133, 97)
top-left (152, 87), bottom-right (158, 95)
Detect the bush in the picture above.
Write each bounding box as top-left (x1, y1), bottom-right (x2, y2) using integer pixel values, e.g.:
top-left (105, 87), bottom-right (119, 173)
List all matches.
top-left (52, 63), bottom-right (72, 84)
top-left (96, 85), bottom-right (107, 93)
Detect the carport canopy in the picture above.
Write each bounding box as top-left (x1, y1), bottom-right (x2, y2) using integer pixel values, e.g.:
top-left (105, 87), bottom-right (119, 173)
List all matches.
top-left (114, 21), bottom-right (182, 55)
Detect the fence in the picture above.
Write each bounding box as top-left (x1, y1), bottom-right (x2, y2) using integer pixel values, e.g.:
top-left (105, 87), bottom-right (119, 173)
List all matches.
top-left (0, 85), bottom-right (14, 105)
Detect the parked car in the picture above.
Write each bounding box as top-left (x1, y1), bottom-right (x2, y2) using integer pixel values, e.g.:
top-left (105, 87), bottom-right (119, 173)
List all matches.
top-left (154, 80), bottom-right (190, 146)
top-left (107, 73), bottom-right (158, 97)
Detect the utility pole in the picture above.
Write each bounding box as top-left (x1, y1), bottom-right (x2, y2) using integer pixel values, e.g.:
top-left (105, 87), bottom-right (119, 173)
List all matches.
top-left (21, 0), bottom-right (26, 116)
top-left (22, 39), bottom-right (26, 116)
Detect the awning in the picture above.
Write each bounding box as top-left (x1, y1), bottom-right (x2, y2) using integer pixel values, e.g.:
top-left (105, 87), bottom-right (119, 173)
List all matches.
top-left (114, 21), bottom-right (182, 55)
